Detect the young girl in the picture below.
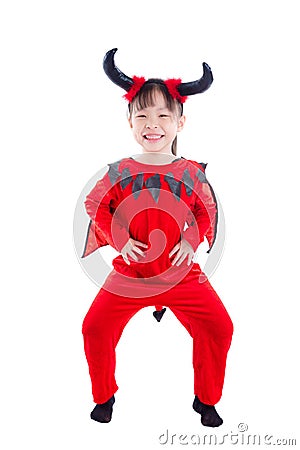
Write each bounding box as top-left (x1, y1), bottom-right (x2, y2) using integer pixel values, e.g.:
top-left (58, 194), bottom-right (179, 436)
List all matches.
top-left (81, 48), bottom-right (233, 427)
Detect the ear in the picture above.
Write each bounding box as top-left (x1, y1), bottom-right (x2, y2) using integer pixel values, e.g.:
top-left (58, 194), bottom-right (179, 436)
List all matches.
top-left (128, 116), bottom-right (133, 129)
top-left (177, 114), bottom-right (186, 133)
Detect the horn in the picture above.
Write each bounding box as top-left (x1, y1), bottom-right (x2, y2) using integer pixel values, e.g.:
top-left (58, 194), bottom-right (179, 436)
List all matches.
top-left (177, 63), bottom-right (213, 96)
top-left (103, 48), bottom-right (133, 91)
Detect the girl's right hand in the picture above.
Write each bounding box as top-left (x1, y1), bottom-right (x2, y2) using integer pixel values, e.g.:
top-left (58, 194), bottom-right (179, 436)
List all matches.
top-left (120, 238), bottom-right (148, 265)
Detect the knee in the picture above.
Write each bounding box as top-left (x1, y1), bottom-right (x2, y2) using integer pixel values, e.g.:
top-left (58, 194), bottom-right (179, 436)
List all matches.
top-left (226, 314), bottom-right (234, 339)
top-left (82, 314), bottom-right (92, 337)
top-left (82, 311), bottom-right (103, 337)
top-left (82, 305), bottom-right (115, 341)
top-left (221, 312), bottom-right (234, 345)
top-left (214, 310), bottom-right (233, 342)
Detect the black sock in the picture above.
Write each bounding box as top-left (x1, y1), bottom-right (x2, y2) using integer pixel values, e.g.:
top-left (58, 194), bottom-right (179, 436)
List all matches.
top-left (90, 395), bottom-right (115, 423)
top-left (192, 396), bottom-right (223, 427)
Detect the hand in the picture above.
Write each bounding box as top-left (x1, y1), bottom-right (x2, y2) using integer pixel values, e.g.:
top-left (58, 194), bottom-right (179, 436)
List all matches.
top-left (169, 238), bottom-right (194, 267)
top-left (121, 238), bottom-right (148, 265)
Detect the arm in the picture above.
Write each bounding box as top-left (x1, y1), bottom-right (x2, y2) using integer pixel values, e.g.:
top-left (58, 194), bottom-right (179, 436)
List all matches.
top-left (83, 171), bottom-right (130, 255)
top-left (182, 181), bottom-right (218, 253)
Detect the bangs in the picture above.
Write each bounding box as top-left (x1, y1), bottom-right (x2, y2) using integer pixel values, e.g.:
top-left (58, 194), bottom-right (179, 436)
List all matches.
top-left (129, 80), bottom-right (182, 115)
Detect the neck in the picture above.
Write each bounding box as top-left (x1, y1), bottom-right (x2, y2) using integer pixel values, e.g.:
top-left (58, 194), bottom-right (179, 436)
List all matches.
top-left (142, 151), bottom-right (175, 159)
top-left (132, 152), bottom-right (178, 163)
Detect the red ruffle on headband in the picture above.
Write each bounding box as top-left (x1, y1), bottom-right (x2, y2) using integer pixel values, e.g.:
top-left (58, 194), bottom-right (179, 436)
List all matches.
top-left (123, 76), bottom-right (146, 102)
top-left (164, 78), bottom-right (188, 104)
top-left (123, 76), bottom-right (188, 104)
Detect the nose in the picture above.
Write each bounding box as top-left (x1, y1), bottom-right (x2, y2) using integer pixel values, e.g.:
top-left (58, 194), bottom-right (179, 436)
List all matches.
top-left (145, 119), bottom-right (158, 129)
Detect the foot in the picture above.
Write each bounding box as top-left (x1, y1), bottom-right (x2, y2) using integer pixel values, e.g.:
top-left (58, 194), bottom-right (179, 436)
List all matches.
top-left (192, 396), bottom-right (223, 427)
top-left (90, 395), bottom-right (115, 423)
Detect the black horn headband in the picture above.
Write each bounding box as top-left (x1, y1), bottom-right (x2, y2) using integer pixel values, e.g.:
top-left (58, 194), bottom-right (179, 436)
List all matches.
top-left (103, 48), bottom-right (213, 103)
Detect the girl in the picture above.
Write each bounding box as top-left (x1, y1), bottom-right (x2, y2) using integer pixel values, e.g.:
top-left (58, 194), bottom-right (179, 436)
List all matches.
top-left (81, 48), bottom-right (233, 427)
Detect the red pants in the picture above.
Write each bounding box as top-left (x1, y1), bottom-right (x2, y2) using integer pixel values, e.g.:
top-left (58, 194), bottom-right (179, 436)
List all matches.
top-left (82, 266), bottom-right (233, 406)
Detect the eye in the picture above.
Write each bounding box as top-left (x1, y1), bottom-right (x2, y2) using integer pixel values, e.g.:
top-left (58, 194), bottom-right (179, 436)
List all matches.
top-left (136, 114), bottom-right (146, 118)
top-left (159, 114), bottom-right (169, 118)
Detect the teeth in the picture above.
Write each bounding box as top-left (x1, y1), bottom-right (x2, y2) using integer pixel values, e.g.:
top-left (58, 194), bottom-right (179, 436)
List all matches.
top-left (145, 135), bottom-right (162, 140)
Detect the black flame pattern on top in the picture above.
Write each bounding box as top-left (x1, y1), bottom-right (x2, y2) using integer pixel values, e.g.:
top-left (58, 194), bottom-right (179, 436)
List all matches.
top-left (107, 158), bottom-right (207, 203)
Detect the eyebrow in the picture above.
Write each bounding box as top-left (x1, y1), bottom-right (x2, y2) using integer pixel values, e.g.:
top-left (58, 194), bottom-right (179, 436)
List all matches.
top-left (135, 106), bottom-right (169, 112)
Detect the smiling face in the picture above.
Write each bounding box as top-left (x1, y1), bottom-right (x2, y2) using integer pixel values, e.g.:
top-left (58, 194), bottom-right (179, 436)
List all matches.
top-left (128, 86), bottom-right (186, 155)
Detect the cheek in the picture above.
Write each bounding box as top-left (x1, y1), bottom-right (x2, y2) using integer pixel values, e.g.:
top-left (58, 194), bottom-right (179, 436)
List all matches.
top-left (168, 122), bottom-right (179, 133)
top-left (134, 125), bottom-right (143, 136)
top-left (132, 120), bottom-right (142, 130)
top-left (129, 123), bottom-right (138, 134)
top-left (132, 126), bottom-right (143, 140)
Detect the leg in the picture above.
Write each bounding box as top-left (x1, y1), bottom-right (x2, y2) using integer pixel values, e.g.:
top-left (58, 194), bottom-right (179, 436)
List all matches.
top-left (165, 272), bottom-right (233, 423)
top-left (82, 287), bottom-right (142, 405)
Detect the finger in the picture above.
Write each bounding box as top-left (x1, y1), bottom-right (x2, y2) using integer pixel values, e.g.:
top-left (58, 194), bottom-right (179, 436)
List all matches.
top-left (169, 243), bottom-right (180, 257)
top-left (187, 253), bottom-right (193, 266)
top-left (175, 253), bottom-right (188, 266)
top-left (171, 251), bottom-right (181, 265)
top-left (128, 250), bottom-right (139, 262)
top-left (134, 240), bottom-right (149, 248)
top-left (122, 254), bottom-right (130, 265)
top-left (132, 246), bottom-right (146, 257)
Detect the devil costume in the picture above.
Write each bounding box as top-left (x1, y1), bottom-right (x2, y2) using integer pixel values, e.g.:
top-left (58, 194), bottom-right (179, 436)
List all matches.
top-left (81, 49), bottom-right (233, 423)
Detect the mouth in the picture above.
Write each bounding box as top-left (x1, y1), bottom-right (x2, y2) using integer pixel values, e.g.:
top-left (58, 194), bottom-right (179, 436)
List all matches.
top-left (143, 134), bottom-right (164, 141)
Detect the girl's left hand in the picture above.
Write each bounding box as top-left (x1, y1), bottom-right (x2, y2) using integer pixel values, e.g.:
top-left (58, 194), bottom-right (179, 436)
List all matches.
top-left (169, 238), bottom-right (194, 266)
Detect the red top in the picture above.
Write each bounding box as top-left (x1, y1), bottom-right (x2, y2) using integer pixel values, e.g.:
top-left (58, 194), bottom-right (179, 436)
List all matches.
top-left (82, 156), bottom-right (217, 281)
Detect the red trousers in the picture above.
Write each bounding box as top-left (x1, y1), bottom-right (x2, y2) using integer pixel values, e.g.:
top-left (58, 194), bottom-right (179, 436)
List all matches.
top-left (82, 265), bottom-right (233, 406)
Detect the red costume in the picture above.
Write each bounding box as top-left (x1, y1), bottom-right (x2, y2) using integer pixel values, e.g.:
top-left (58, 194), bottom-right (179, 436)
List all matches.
top-left (81, 156), bottom-right (233, 405)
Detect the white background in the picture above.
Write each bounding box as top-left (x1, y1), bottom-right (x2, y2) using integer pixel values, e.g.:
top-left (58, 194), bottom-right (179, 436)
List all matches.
top-left (1, 1), bottom-right (299, 448)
